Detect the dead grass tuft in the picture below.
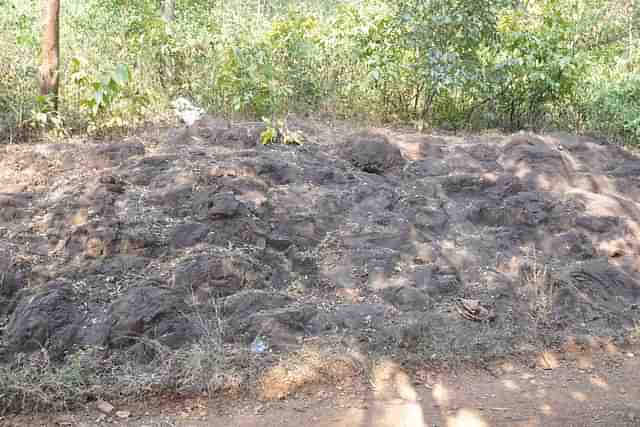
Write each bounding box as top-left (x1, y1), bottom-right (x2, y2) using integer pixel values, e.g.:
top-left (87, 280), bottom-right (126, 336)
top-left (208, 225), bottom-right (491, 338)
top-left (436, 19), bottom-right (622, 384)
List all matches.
top-left (259, 346), bottom-right (363, 400)
top-left (521, 246), bottom-right (555, 330)
top-left (0, 335), bottom-right (241, 415)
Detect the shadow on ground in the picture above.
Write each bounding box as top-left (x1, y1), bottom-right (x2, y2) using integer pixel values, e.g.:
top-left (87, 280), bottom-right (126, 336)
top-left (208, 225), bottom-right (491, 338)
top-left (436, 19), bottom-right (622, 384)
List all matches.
top-left (0, 120), bottom-right (640, 414)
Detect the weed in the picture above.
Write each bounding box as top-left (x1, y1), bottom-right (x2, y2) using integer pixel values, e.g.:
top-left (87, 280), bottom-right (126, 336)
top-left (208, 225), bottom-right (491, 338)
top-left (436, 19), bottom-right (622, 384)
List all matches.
top-left (521, 247), bottom-right (555, 331)
top-left (260, 116), bottom-right (304, 145)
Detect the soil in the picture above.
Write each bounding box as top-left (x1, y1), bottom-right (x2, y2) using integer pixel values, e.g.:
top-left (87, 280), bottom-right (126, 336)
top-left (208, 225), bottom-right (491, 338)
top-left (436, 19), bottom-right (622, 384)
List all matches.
top-left (1, 117), bottom-right (640, 421)
top-left (3, 345), bottom-right (640, 426)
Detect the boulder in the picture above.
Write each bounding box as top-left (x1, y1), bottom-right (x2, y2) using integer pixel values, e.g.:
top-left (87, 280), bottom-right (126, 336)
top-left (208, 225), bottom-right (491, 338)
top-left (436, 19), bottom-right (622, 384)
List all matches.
top-left (107, 286), bottom-right (197, 349)
top-left (5, 281), bottom-right (80, 356)
top-left (341, 133), bottom-right (405, 174)
top-left (173, 253), bottom-right (268, 301)
top-left (227, 305), bottom-right (318, 350)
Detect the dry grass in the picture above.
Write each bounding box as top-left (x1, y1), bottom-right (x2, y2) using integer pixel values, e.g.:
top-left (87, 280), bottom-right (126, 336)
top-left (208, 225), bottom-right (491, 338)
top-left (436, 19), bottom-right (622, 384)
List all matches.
top-left (0, 335), bottom-right (238, 415)
top-left (1, 293), bottom-right (363, 414)
top-left (0, 347), bottom-right (102, 415)
top-left (259, 346), bottom-right (364, 400)
top-left (521, 246), bottom-right (555, 330)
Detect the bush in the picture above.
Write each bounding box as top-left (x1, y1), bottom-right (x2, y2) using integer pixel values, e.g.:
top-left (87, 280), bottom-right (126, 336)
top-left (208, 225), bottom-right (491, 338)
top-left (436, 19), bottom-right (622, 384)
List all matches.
top-left (581, 76), bottom-right (640, 145)
top-left (484, 2), bottom-right (584, 130)
top-left (0, 0), bottom-right (638, 144)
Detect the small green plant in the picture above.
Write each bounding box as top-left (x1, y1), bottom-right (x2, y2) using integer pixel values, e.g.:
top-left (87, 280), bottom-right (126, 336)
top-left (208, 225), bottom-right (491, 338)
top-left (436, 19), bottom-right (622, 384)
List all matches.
top-left (69, 58), bottom-right (148, 131)
top-left (260, 116), bottom-right (304, 145)
top-left (29, 95), bottom-right (67, 137)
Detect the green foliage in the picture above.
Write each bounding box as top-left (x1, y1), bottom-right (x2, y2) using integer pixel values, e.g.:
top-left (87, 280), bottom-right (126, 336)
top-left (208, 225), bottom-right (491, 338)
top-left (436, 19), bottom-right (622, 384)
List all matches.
top-left (0, 0), bottom-right (639, 143)
top-left (211, 8), bottom-right (324, 116)
top-left (69, 59), bottom-right (148, 131)
top-left (30, 96), bottom-right (66, 137)
top-left (260, 116), bottom-right (304, 145)
top-left (483, 1), bottom-right (583, 130)
top-left (581, 76), bottom-right (640, 144)
top-left (0, 1), bottom-right (38, 141)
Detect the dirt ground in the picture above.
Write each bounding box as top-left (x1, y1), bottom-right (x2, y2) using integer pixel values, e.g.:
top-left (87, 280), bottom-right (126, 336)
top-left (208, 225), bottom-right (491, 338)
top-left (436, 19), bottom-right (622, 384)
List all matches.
top-left (3, 345), bottom-right (640, 427)
top-left (2, 120), bottom-right (640, 423)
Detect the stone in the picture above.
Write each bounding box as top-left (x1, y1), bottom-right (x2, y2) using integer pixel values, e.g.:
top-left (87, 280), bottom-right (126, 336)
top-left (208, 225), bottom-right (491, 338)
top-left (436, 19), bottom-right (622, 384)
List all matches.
top-left (170, 222), bottom-right (209, 249)
top-left (227, 305), bottom-right (318, 350)
top-left (97, 400), bottom-right (115, 415)
top-left (222, 290), bottom-right (292, 319)
top-left (107, 286), bottom-right (197, 349)
top-left (173, 253), bottom-right (268, 300)
top-left (0, 265), bottom-right (23, 317)
top-left (115, 410), bottom-right (131, 419)
top-left (5, 281), bottom-right (80, 356)
top-left (194, 191), bottom-right (241, 219)
top-left (341, 132), bottom-right (405, 174)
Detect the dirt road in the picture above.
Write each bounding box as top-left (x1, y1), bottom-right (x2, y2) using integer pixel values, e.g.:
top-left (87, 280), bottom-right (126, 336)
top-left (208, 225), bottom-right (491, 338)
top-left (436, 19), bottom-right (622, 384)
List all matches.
top-left (5, 346), bottom-right (640, 427)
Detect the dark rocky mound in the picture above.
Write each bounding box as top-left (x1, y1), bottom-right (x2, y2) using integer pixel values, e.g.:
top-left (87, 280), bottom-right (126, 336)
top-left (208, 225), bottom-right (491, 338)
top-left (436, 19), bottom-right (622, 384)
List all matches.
top-left (1, 123), bottom-right (640, 364)
top-left (341, 132), bottom-right (405, 174)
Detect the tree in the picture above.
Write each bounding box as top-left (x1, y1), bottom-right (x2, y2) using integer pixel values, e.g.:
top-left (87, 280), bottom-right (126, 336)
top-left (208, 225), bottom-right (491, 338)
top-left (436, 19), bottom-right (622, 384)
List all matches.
top-left (39, 0), bottom-right (60, 111)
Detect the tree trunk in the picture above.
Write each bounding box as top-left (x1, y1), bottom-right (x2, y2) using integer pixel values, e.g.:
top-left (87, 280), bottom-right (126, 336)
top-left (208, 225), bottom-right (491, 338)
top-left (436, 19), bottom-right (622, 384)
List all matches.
top-left (39, 0), bottom-right (60, 111)
top-left (163, 0), bottom-right (176, 22)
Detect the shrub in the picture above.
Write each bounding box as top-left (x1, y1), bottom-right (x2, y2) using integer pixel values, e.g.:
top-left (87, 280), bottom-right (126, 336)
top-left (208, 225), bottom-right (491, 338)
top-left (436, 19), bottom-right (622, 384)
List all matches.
top-left (0, 0), bottom-right (638, 144)
top-left (581, 76), bottom-right (640, 145)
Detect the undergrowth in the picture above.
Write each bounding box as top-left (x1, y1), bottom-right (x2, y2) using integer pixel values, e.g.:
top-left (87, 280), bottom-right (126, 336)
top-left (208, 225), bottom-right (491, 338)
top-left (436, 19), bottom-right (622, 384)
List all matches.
top-left (0, 0), bottom-right (639, 143)
top-left (0, 340), bottom-right (236, 415)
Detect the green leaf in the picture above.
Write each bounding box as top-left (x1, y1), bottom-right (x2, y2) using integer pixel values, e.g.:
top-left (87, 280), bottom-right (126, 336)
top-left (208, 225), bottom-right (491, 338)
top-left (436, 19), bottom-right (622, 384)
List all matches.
top-left (108, 78), bottom-right (120, 93)
top-left (70, 57), bottom-right (81, 73)
top-left (260, 127), bottom-right (277, 145)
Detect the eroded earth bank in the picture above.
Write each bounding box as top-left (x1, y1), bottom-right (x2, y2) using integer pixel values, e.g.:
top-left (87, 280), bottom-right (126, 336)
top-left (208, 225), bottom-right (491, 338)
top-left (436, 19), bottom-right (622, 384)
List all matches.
top-left (1, 120), bottom-right (640, 418)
